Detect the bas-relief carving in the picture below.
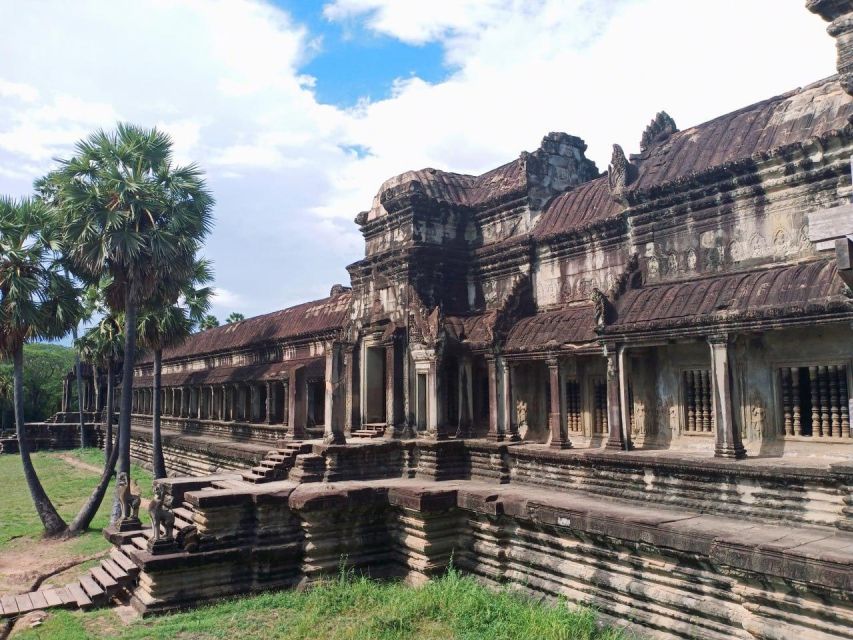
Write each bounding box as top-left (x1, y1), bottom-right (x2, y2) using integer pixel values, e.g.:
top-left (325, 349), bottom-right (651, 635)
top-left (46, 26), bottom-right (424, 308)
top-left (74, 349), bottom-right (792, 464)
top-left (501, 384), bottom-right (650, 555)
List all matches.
top-left (750, 404), bottom-right (766, 439)
top-left (647, 256), bottom-right (660, 278)
top-left (516, 399), bottom-right (529, 439)
top-left (632, 403), bottom-right (646, 436)
top-left (668, 405), bottom-right (679, 435)
top-left (686, 248), bottom-right (697, 270)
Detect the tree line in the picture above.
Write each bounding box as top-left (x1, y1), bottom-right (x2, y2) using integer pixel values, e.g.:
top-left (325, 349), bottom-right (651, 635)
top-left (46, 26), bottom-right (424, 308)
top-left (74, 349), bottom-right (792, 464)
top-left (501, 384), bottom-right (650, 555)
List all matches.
top-left (0, 123), bottom-right (215, 538)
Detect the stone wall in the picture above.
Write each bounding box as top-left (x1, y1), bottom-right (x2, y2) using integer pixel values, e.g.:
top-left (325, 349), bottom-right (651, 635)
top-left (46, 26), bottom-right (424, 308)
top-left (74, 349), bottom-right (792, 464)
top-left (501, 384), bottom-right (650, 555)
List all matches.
top-left (126, 478), bottom-right (853, 640)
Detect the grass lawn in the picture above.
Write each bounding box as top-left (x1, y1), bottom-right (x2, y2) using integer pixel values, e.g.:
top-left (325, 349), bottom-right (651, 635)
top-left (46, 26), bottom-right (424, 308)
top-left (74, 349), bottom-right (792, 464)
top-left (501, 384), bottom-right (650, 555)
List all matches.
top-left (15, 569), bottom-right (626, 640)
top-left (0, 448), bottom-right (152, 557)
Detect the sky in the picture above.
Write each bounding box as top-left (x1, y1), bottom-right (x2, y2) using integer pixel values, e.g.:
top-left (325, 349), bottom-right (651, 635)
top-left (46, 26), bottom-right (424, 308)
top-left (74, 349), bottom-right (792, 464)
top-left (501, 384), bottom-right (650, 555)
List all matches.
top-left (0, 0), bottom-right (838, 322)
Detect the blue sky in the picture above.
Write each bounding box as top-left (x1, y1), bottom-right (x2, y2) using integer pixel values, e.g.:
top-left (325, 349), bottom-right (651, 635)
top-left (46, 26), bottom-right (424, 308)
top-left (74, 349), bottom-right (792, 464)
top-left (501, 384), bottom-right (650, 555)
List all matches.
top-left (0, 0), bottom-right (839, 323)
top-left (275, 0), bottom-right (447, 107)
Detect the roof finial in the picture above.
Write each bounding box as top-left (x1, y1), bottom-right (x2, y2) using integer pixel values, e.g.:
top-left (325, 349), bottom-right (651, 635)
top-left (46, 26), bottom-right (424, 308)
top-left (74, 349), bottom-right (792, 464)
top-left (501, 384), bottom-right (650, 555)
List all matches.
top-left (640, 111), bottom-right (678, 152)
top-left (607, 144), bottom-right (633, 203)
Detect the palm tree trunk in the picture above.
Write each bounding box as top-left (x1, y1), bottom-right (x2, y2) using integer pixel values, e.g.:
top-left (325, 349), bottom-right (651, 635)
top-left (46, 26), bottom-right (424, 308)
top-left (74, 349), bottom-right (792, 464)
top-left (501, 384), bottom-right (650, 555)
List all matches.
top-left (104, 357), bottom-right (114, 463)
top-left (93, 364), bottom-right (101, 419)
top-left (67, 437), bottom-right (119, 534)
top-left (151, 348), bottom-right (166, 479)
top-left (72, 324), bottom-right (86, 448)
top-left (13, 345), bottom-right (67, 536)
top-left (117, 291), bottom-right (137, 478)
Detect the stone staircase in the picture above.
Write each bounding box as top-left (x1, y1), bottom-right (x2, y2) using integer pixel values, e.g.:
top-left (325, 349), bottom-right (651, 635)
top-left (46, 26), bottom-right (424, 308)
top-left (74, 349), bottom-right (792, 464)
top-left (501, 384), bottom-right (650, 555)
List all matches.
top-left (240, 442), bottom-right (313, 483)
top-left (0, 545), bottom-right (139, 619)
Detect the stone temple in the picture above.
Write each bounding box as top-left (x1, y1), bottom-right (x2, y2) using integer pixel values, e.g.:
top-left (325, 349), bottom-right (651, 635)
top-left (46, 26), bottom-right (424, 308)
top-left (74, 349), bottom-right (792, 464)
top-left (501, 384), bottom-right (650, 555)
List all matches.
top-left (5, 2), bottom-right (853, 639)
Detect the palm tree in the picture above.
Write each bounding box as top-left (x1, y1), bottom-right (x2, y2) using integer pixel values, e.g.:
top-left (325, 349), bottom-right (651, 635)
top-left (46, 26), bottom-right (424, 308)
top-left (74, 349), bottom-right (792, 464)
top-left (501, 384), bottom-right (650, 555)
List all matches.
top-left (42, 123), bottom-right (214, 482)
top-left (225, 312), bottom-right (244, 323)
top-left (0, 196), bottom-right (82, 535)
top-left (138, 258), bottom-right (213, 478)
top-left (77, 313), bottom-right (123, 462)
top-left (199, 314), bottom-right (219, 331)
top-left (70, 283), bottom-right (100, 448)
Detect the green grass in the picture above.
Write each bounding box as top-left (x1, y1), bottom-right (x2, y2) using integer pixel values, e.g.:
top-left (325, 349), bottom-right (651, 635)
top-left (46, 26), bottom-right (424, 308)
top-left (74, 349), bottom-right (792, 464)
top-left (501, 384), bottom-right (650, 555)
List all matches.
top-left (0, 447), bottom-right (152, 555)
top-left (16, 569), bottom-right (626, 640)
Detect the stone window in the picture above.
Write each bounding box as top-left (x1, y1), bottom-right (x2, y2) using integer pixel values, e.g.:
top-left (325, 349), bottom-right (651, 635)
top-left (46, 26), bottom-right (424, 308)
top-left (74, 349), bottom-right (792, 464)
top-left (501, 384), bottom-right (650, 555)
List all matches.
top-left (683, 369), bottom-right (713, 433)
top-left (591, 378), bottom-right (607, 434)
top-left (779, 365), bottom-right (850, 438)
top-left (565, 380), bottom-right (582, 433)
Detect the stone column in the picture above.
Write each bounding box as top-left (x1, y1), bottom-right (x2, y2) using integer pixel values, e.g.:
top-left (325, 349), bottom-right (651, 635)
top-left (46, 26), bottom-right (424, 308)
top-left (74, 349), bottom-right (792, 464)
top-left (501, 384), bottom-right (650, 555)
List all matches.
top-left (343, 344), bottom-right (355, 435)
top-left (709, 334), bottom-right (746, 459)
top-left (288, 368), bottom-right (304, 439)
top-left (249, 384), bottom-right (258, 423)
top-left (486, 357), bottom-right (501, 440)
top-left (604, 347), bottom-right (629, 450)
top-left (265, 382), bottom-right (274, 424)
top-left (457, 356), bottom-right (473, 438)
top-left (501, 358), bottom-right (519, 442)
top-left (548, 356), bottom-right (572, 449)
top-left (425, 357), bottom-right (443, 439)
top-left (324, 343), bottom-right (346, 444)
top-left (385, 340), bottom-right (398, 433)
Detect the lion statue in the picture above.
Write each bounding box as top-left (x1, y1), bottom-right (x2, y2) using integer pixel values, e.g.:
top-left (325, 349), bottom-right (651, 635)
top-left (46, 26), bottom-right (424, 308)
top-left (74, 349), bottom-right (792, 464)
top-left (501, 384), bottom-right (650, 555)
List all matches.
top-left (148, 482), bottom-right (175, 542)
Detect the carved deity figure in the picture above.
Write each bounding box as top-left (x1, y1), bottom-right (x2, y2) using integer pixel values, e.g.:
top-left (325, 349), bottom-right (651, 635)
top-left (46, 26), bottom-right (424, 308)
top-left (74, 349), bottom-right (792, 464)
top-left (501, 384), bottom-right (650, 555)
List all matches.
top-left (148, 483), bottom-right (176, 542)
top-left (116, 472), bottom-right (141, 521)
top-left (590, 288), bottom-right (606, 328)
top-left (668, 405), bottom-right (679, 433)
top-left (632, 403), bottom-right (646, 436)
top-left (750, 405), bottom-right (766, 438)
top-left (516, 400), bottom-right (529, 439)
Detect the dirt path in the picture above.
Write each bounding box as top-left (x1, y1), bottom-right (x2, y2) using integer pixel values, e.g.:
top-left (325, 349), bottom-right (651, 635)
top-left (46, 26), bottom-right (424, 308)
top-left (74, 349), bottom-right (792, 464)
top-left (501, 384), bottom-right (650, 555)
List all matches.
top-left (56, 453), bottom-right (105, 475)
top-left (0, 537), bottom-right (107, 595)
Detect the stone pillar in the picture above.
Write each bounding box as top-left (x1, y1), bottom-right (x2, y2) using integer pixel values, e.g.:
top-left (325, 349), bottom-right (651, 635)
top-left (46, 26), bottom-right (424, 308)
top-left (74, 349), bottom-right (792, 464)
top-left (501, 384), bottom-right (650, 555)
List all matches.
top-left (385, 340), bottom-right (397, 432)
top-left (487, 357), bottom-right (501, 440)
top-left (709, 335), bottom-right (747, 459)
top-left (457, 356), bottom-right (473, 438)
top-left (343, 344), bottom-right (355, 435)
top-left (288, 368), bottom-right (304, 439)
top-left (249, 384), bottom-right (259, 423)
top-left (501, 358), bottom-right (519, 442)
top-left (604, 347), bottom-right (629, 450)
top-left (424, 357), bottom-right (444, 439)
top-left (324, 343), bottom-right (346, 444)
top-left (548, 356), bottom-right (572, 449)
top-left (265, 382), bottom-right (274, 424)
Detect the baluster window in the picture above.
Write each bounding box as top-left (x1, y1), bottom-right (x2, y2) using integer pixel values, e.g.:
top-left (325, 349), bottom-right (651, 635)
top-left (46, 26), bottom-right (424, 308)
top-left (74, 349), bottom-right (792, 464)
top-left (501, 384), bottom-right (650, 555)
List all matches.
top-left (591, 378), bottom-right (608, 434)
top-left (565, 380), bottom-right (582, 433)
top-left (683, 369), bottom-right (713, 432)
top-left (779, 365), bottom-right (850, 438)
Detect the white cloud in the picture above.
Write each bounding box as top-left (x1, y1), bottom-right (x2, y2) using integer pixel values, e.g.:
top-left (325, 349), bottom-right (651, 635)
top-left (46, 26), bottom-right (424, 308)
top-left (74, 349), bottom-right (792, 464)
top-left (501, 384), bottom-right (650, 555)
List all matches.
top-left (0, 0), bottom-right (838, 319)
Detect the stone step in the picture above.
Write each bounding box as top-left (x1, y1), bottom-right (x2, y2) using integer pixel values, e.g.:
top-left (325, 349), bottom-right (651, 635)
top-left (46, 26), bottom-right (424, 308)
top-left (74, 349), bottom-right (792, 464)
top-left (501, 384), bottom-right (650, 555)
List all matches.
top-left (0, 594), bottom-right (19, 616)
top-left (14, 593), bottom-right (35, 615)
top-left (40, 588), bottom-right (65, 608)
top-left (28, 591), bottom-right (48, 610)
top-left (78, 575), bottom-right (106, 604)
top-left (110, 548), bottom-right (140, 577)
top-left (351, 429), bottom-right (384, 438)
top-left (173, 506), bottom-right (194, 523)
top-left (89, 566), bottom-right (118, 595)
top-left (67, 582), bottom-right (93, 609)
top-left (100, 558), bottom-right (128, 583)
